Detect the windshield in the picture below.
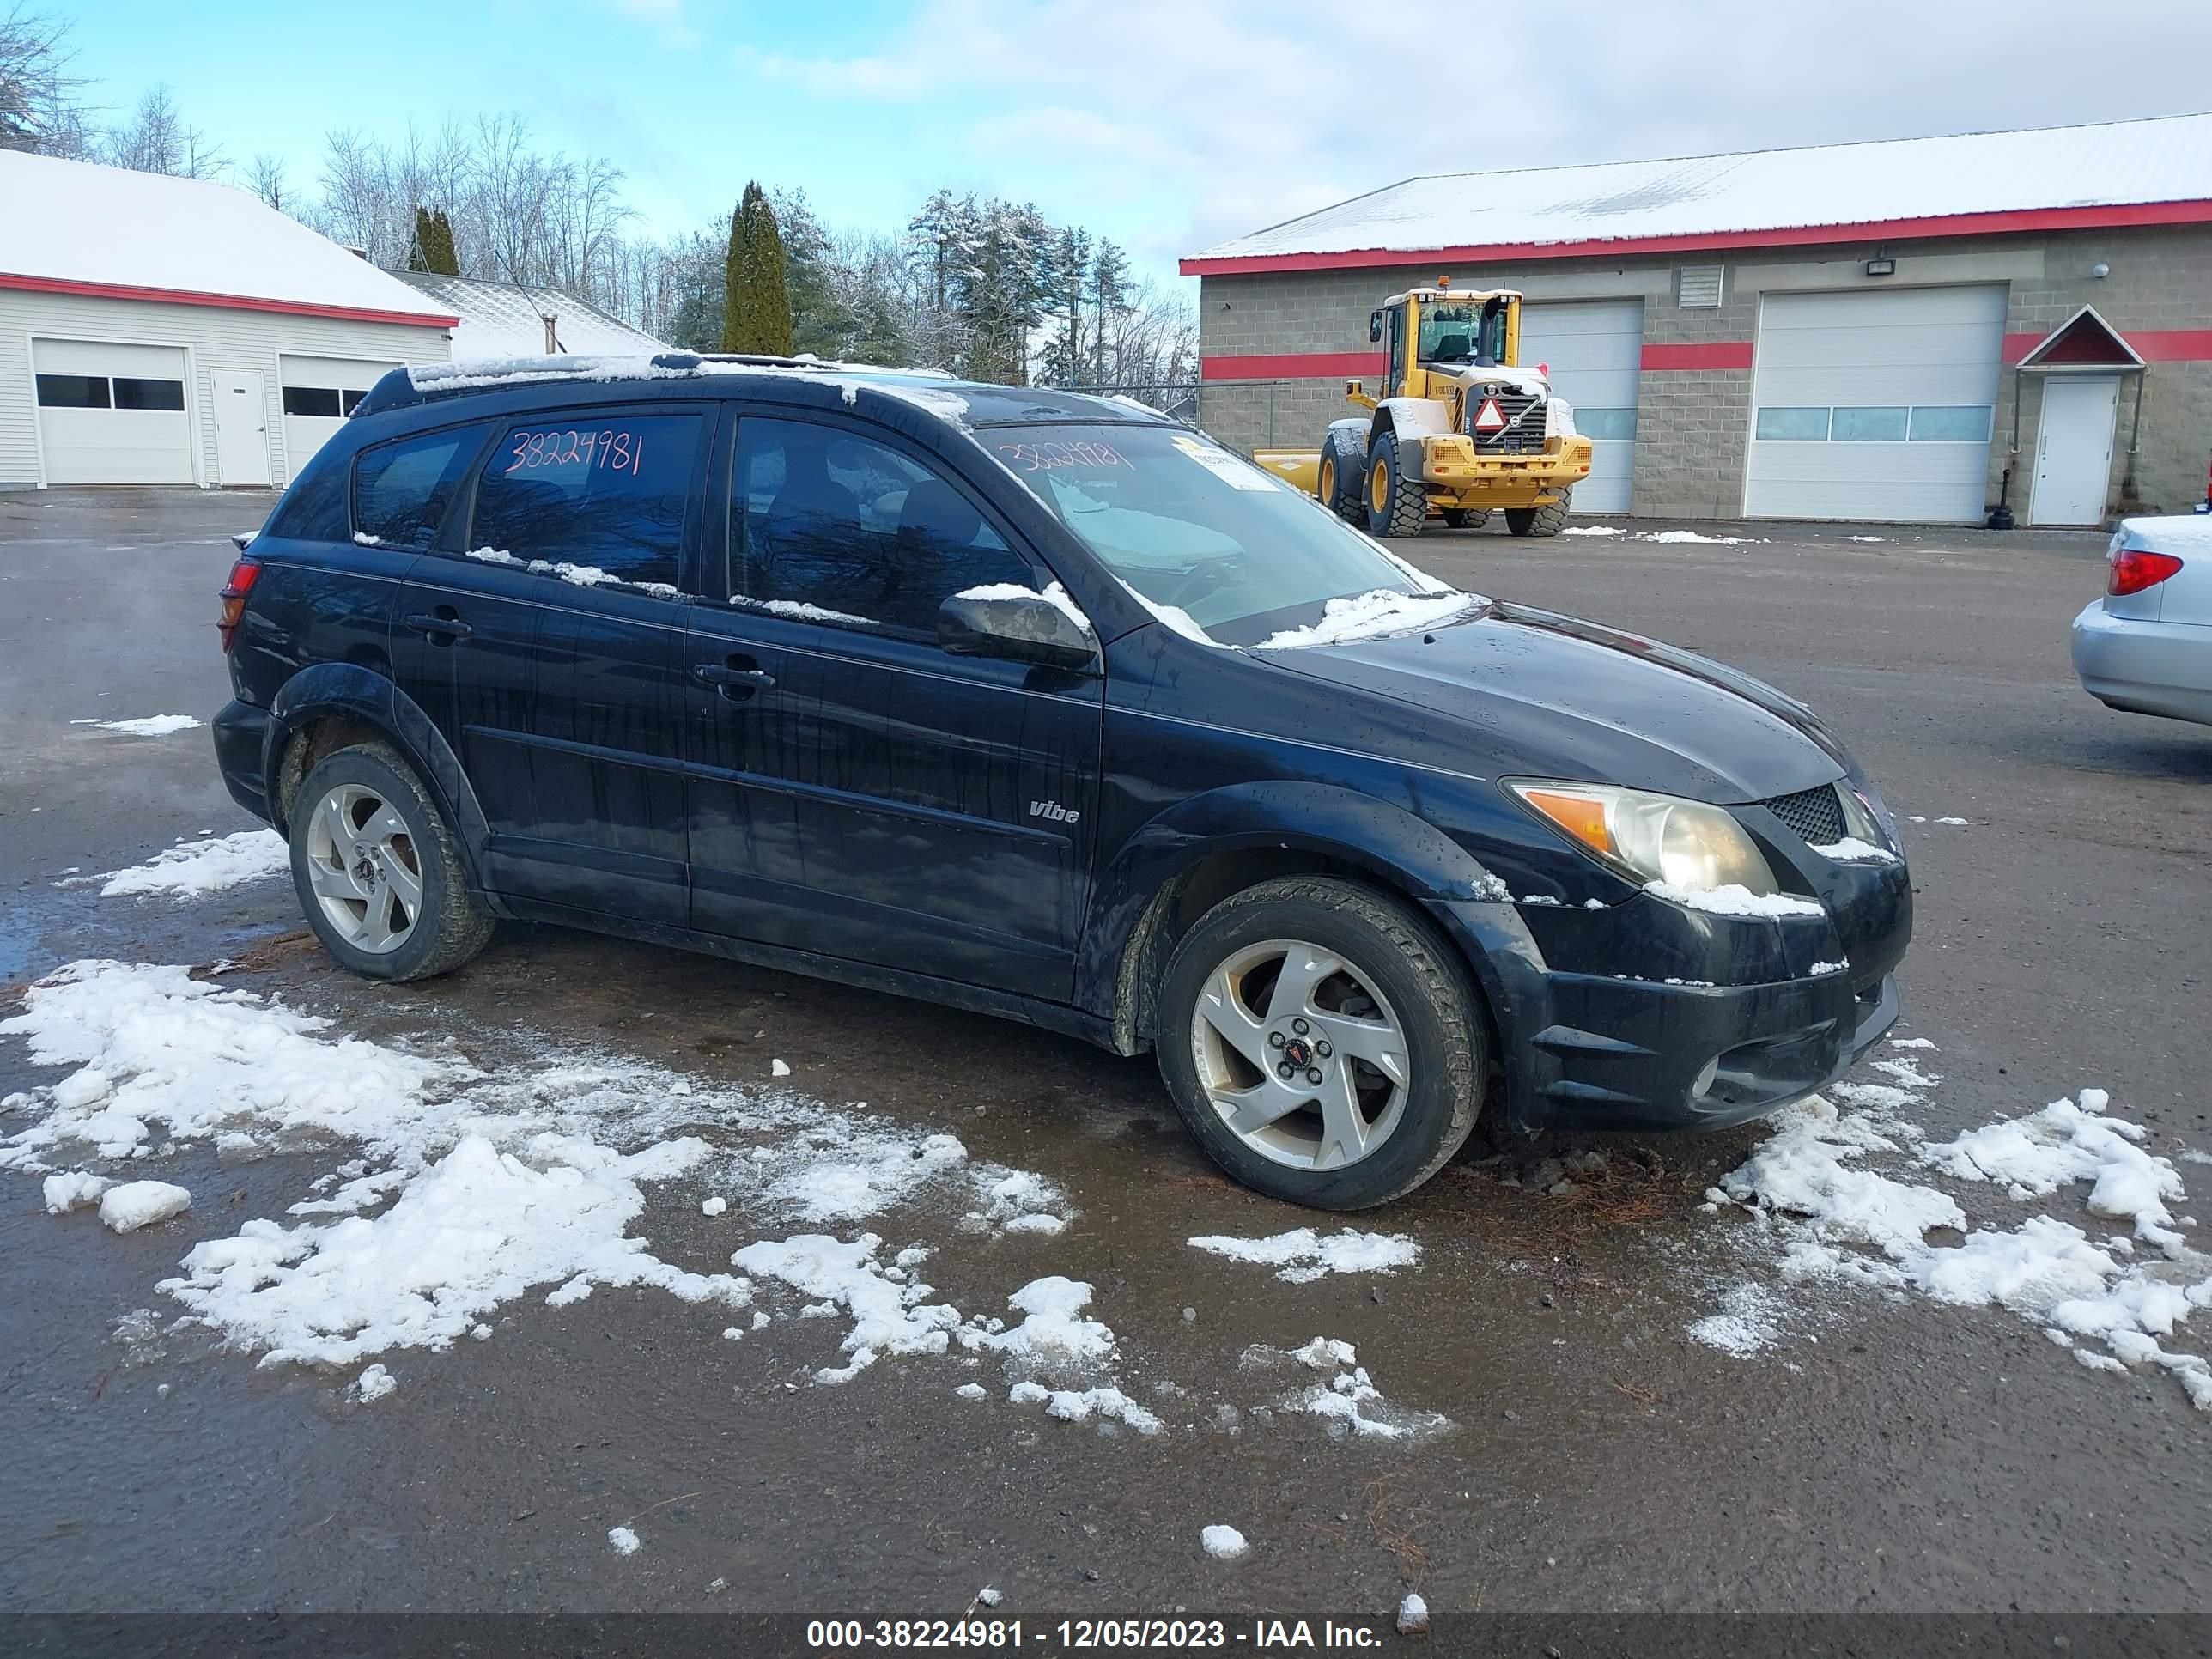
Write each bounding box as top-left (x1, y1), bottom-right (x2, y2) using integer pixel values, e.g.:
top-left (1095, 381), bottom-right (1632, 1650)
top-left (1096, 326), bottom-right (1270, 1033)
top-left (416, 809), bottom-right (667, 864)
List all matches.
top-left (1417, 301), bottom-right (1506, 367)
top-left (990, 424), bottom-right (1454, 646)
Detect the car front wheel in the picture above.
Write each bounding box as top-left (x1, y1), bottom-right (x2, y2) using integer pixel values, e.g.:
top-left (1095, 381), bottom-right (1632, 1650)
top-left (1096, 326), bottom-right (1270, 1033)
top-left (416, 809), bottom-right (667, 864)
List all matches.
top-left (1155, 877), bottom-right (1486, 1209)
top-left (289, 740), bottom-right (494, 981)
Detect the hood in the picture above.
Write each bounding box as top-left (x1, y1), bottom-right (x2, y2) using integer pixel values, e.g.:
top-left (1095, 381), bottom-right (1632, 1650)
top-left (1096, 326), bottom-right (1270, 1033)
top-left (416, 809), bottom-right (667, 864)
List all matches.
top-left (1257, 599), bottom-right (1850, 803)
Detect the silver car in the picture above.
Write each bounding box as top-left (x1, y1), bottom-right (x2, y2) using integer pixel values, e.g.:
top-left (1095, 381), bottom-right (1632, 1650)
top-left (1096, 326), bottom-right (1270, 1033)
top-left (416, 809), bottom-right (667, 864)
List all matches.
top-left (2071, 514), bottom-right (2212, 727)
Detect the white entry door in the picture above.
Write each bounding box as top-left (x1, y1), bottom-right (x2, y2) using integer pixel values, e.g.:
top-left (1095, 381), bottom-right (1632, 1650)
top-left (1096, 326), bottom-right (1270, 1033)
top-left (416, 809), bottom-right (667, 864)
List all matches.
top-left (2029, 375), bottom-right (2120, 526)
top-left (212, 368), bottom-right (271, 487)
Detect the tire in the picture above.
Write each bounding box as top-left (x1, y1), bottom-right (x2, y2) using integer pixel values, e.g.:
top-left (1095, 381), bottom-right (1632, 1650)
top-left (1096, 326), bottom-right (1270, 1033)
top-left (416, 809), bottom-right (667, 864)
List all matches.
top-left (1364, 431), bottom-right (1431, 539)
top-left (1318, 443), bottom-right (1363, 522)
top-left (1504, 488), bottom-right (1573, 538)
top-left (1154, 877), bottom-right (1486, 1209)
top-left (1441, 507), bottom-right (1490, 531)
top-left (288, 740), bottom-right (494, 982)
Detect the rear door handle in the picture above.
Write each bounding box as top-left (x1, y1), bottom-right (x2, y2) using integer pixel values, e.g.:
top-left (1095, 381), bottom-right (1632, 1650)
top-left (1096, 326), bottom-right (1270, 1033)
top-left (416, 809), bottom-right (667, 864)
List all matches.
top-left (404, 611), bottom-right (473, 641)
top-left (694, 660), bottom-right (777, 700)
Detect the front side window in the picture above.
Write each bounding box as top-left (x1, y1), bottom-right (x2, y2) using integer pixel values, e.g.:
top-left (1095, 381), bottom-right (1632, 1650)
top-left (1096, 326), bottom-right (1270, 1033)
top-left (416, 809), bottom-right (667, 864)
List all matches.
top-left (996, 424), bottom-right (1449, 647)
top-left (471, 412), bottom-right (703, 589)
top-left (353, 425), bottom-right (484, 549)
top-left (732, 418), bottom-right (1031, 633)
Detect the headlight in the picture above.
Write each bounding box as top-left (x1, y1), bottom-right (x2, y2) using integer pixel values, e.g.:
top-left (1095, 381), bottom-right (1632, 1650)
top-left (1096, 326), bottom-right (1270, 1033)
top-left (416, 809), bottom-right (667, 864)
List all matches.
top-left (1838, 780), bottom-right (1896, 848)
top-left (1509, 781), bottom-right (1779, 895)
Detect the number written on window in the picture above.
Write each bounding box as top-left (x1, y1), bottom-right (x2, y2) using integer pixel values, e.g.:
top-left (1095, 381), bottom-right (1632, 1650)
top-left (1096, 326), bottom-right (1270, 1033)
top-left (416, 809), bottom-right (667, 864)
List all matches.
top-left (504, 427), bottom-right (647, 477)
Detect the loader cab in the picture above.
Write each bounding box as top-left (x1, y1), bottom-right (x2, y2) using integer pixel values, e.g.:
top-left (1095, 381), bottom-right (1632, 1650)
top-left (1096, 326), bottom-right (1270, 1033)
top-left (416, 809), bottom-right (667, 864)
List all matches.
top-left (1370, 286), bottom-right (1523, 399)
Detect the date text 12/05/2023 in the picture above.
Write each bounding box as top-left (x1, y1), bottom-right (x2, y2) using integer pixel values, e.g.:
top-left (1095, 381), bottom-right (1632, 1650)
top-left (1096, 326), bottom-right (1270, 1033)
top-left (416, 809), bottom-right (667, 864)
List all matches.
top-left (803, 1616), bottom-right (1391, 1650)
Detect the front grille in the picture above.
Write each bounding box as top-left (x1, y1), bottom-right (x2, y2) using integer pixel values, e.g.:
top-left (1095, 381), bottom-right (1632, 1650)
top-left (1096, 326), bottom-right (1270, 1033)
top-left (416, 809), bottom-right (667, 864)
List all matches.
top-left (1469, 389), bottom-right (1547, 454)
top-left (1759, 784), bottom-right (1846, 845)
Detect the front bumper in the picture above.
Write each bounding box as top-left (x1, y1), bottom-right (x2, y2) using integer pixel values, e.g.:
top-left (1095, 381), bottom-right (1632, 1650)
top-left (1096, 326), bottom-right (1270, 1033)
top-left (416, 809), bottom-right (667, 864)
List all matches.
top-left (212, 697), bottom-right (275, 823)
top-left (1415, 434), bottom-right (1594, 499)
top-left (1433, 848), bottom-right (1911, 1134)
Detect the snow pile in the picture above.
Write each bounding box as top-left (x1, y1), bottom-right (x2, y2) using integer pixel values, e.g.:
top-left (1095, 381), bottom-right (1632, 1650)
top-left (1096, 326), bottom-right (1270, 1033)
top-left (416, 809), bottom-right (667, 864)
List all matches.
top-left (1644, 881), bottom-right (1825, 919)
top-left (349, 1363), bottom-right (396, 1403)
top-left (1186, 1227), bottom-right (1420, 1283)
top-left (607, 1526), bottom-right (641, 1556)
top-left (1239, 1337), bottom-right (1452, 1441)
top-left (1255, 589), bottom-right (1480, 650)
top-left (74, 714), bottom-right (201, 737)
top-left (164, 1134), bottom-right (751, 1367)
top-left (1396, 1594), bottom-right (1430, 1635)
top-left (95, 830), bottom-right (289, 899)
top-left (731, 1232), bottom-right (960, 1385)
top-left (1558, 527), bottom-right (1764, 545)
top-left (100, 1180), bottom-right (192, 1232)
top-left (1693, 1050), bottom-right (2212, 1407)
top-left (42, 1170), bottom-right (111, 1213)
top-left (1200, 1524), bottom-right (1249, 1561)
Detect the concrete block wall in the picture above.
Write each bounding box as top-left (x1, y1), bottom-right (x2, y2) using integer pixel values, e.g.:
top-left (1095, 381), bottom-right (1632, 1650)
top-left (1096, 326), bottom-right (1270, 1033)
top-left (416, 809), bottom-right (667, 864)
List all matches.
top-left (1197, 222), bottom-right (2212, 523)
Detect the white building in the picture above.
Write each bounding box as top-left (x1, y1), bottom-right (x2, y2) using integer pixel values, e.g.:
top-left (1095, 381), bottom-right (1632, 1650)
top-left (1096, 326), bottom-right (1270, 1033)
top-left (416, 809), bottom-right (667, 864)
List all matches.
top-left (385, 270), bottom-right (670, 362)
top-left (0, 150), bottom-right (457, 491)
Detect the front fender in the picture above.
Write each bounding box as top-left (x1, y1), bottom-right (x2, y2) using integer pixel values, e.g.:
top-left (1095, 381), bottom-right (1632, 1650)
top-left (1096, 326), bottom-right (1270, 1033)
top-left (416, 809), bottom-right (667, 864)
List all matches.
top-left (265, 664), bottom-right (495, 893)
top-left (1075, 780), bottom-right (1512, 1042)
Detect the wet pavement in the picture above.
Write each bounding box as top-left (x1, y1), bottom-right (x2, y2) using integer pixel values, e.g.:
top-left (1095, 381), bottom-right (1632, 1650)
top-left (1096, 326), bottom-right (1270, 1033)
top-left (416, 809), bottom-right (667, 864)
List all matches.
top-left (3, 489), bottom-right (2209, 1619)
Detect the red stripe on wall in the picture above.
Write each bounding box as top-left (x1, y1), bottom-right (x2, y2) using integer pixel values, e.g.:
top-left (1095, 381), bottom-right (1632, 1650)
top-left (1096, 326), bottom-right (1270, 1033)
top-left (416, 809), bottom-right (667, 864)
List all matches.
top-left (2005, 327), bottom-right (2212, 364)
top-left (1179, 199), bottom-right (2212, 276)
top-left (1641, 341), bottom-right (1755, 371)
top-left (0, 271), bottom-right (459, 331)
top-left (1200, 350), bottom-right (1387, 380)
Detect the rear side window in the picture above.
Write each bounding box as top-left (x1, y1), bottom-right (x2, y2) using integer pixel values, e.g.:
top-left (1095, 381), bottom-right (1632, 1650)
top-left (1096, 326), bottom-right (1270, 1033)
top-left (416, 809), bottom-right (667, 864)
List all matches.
top-left (353, 426), bottom-right (483, 549)
top-left (732, 417), bottom-right (1031, 633)
top-left (470, 413), bottom-right (703, 590)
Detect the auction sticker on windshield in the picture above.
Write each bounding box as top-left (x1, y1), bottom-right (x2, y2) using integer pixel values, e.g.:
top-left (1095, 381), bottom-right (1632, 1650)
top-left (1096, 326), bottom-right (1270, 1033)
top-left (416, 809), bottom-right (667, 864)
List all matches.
top-left (1171, 434), bottom-right (1277, 491)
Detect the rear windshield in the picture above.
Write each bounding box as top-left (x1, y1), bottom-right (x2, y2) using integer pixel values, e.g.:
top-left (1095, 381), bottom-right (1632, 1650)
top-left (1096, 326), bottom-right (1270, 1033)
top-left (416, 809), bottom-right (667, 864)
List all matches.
top-left (989, 424), bottom-right (1448, 646)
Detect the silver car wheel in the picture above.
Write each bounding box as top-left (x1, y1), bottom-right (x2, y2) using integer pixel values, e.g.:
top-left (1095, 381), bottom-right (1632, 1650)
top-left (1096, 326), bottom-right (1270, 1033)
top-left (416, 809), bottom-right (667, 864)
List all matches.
top-left (302, 781), bottom-right (423, 956)
top-left (1189, 937), bottom-right (1412, 1171)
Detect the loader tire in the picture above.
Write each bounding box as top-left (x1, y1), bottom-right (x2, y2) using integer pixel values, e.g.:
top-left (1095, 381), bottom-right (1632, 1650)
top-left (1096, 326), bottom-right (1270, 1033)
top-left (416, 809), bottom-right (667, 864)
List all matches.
top-left (1505, 489), bottom-right (1573, 538)
top-left (1318, 447), bottom-right (1363, 522)
top-left (1442, 507), bottom-right (1490, 531)
top-left (1364, 432), bottom-right (1430, 539)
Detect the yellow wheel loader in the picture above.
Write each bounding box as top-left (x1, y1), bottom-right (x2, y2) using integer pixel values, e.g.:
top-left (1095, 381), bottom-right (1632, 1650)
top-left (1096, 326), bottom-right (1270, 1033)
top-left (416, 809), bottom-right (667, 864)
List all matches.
top-left (1255, 283), bottom-right (1594, 538)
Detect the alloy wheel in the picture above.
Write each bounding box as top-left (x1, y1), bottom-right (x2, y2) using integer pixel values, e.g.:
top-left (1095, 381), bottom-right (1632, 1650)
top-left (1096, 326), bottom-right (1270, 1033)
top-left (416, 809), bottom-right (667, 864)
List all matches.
top-left (302, 782), bottom-right (423, 955)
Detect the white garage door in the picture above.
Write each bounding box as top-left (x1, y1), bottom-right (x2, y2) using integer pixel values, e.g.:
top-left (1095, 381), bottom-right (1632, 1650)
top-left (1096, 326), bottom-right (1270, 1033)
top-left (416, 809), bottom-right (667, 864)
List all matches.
top-left (32, 339), bottom-right (194, 485)
top-left (1520, 300), bottom-right (1644, 514)
top-left (1744, 286), bottom-right (2005, 523)
top-left (279, 355), bottom-right (399, 474)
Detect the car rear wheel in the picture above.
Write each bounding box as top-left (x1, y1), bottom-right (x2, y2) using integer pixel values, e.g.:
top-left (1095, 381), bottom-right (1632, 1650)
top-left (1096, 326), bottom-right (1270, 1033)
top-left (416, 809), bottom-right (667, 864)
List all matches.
top-left (1364, 432), bottom-right (1430, 538)
top-left (1155, 877), bottom-right (1486, 1209)
top-left (1504, 489), bottom-right (1572, 537)
top-left (289, 741), bottom-right (493, 982)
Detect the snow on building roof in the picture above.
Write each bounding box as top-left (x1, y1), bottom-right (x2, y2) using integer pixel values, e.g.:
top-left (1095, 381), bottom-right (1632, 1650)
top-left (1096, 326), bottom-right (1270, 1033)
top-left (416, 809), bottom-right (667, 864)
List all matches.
top-left (385, 270), bottom-right (671, 362)
top-left (1185, 112), bottom-right (2212, 273)
top-left (0, 149), bottom-right (457, 326)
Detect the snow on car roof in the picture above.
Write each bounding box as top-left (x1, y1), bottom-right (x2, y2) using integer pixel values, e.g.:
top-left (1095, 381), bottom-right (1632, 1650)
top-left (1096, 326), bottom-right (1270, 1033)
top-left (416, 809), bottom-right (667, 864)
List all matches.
top-left (1186, 112), bottom-right (2212, 268)
top-left (0, 150), bottom-right (457, 325)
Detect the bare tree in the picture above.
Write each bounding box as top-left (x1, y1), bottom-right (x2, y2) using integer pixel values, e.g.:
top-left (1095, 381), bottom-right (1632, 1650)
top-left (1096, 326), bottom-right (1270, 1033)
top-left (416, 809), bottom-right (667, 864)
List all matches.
top-left (102, 83), bottom-right (225, 178)
top-left (246, 151), bottom-right (289, 210)
top-left (0, 3), bottom-right (84, 154)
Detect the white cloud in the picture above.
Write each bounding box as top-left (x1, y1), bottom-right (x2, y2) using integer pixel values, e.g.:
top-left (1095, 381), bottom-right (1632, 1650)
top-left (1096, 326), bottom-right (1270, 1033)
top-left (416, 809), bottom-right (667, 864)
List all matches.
top-left (729, 0), bottom-right (2212, 266)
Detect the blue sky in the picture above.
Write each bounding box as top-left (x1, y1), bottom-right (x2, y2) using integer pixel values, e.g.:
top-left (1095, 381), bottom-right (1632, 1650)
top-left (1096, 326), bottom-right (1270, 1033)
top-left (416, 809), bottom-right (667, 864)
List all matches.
top-left (56, 0), bottom-right (2212, 284)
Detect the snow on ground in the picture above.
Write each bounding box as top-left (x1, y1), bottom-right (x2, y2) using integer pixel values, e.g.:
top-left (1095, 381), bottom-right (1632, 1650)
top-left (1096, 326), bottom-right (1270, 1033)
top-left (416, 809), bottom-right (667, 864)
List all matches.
top-left (1200, 1524), bottom-right (1249, 1561)
top-left (99, 1179), bottom-right (191, 1232)
top-left (349, 1363), bottom-right (396, 1403)
top-left (1689, 1043), bottom-right (2212, 1408)
top-left (93, 831), bottom-right (289, 899)
top-left (1237, 1337), bottom-right (1452, 1441)
top-left (1558, 527), bottom-right (1766, 545)
top-left (607, 1526), bottom-right (641, 1556)
top-left (71, 714), bottom-right (202, 737)
top-left (1186, 1228), bottom-right (1420, 1283)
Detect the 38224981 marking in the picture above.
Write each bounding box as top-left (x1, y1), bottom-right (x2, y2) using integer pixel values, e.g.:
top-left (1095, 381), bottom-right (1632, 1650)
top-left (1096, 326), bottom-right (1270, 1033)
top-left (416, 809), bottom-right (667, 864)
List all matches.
top-left (503, 427), bottom-right (644, 474)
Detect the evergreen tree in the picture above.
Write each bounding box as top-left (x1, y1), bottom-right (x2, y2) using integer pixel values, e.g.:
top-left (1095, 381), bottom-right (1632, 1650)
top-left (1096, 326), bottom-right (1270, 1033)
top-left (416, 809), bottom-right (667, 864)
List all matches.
top-left (722, 182), bottom-right (793, 356)
top-left (1038, 225), bottom-right (1092, 386)
top-left (1089, 240), bottom-right (1131, 386)
top-left (410, 207), bottom-right (459, 275)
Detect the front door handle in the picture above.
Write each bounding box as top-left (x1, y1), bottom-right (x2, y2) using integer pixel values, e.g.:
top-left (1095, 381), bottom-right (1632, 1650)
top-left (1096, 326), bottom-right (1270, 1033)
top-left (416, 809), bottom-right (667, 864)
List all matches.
top-left (694, 659), bottom-right (777, 700)
top-left (404, 611), bottom-right (473, 642)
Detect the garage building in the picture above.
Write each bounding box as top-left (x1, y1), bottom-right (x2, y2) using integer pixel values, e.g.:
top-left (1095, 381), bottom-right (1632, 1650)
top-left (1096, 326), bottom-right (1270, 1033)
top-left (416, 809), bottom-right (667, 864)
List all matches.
top-left (0, 151), bottom-right (457, 491)
top-left (1183, 113), bottom-right (2212, 525)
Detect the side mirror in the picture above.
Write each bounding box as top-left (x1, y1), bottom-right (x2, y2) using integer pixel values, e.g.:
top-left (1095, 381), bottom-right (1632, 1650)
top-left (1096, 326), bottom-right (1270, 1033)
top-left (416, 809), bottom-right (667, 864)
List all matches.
top-left (937, 589), bottom-right (1098, 672)
top-left (1369, 310), bottom-right (1383, 344)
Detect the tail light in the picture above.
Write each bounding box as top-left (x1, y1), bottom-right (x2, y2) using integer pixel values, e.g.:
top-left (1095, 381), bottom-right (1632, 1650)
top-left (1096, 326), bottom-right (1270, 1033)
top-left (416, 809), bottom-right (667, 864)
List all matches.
top-left (217, 558), bottom-right (261, 653)
top-left (2108, 546), bottom-right (2183, 597)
